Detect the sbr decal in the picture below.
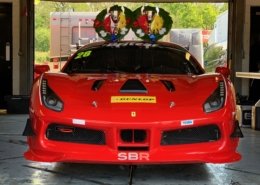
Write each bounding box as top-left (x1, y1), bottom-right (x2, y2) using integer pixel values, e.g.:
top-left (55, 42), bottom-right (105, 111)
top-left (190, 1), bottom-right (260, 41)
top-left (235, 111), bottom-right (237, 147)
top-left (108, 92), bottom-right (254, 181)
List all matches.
top-left (118, 152), bottom-right (150, 161)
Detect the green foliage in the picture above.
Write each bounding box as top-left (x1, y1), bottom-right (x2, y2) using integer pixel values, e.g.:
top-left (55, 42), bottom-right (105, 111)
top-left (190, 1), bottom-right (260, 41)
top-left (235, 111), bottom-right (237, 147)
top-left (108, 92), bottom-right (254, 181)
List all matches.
top-left (35, 28), bottom-right (49, 52)
top-left (204, 44), bottom-right (226, 72)
top-left (165, 3), bottom-right (221, 29)
top-left (78, 3), bottom-right (144, 12)
top-left (35, 2), bottom-right (52, 28)
top-left (219, 3), bottom-right (228, 13)
top-left (35, 51), bottom-right (49, 64)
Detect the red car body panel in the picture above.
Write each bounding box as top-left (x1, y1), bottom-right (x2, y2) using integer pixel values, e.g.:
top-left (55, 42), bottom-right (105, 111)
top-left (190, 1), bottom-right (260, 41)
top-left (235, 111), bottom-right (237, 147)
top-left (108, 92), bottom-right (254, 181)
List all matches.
top-left (24, 41), bottom-right (242, 164)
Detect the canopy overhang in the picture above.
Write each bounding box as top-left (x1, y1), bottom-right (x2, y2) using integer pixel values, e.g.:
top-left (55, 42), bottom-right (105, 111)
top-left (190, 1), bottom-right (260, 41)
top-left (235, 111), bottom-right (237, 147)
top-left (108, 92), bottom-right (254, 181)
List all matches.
top-left (42, 0), bottom-right (230, 2)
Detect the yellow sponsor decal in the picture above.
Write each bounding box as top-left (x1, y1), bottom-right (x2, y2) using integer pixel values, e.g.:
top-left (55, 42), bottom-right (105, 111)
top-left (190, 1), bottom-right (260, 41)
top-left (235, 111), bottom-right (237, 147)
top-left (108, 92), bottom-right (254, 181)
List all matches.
top-left (185, 52), bottom-right (191, 61)
top-left (111, 96), bottom-right (156, 103)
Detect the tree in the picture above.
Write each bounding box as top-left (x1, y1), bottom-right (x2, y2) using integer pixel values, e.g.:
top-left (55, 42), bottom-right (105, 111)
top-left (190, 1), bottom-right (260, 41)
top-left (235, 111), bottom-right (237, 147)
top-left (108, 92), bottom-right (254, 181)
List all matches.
top-left (35, 28), bottom-right (49, 52)
top-left (165, 3), bottom-right (221, 29)
top-left (204, 44), bottom-right (226, 72)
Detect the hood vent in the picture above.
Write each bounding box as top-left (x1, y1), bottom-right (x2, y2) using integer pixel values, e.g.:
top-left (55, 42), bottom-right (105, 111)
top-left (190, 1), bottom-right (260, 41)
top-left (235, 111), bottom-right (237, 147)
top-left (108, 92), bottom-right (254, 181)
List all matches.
top-left (120, 79), bottom-right (147, 94)
top-left (160, 80), bottom-right (175, 92)
top-left (91, 80), bottom-right (105, 91)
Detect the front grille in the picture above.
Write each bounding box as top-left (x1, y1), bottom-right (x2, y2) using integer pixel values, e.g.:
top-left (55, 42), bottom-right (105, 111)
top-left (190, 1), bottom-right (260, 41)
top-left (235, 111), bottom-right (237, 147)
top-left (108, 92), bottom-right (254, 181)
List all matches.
top-left (46, 124), bottom-right (105, 145)
top-left (161, 124), bottom-right (220, 145)
top-left (120, 129), bottom-right (147, 143)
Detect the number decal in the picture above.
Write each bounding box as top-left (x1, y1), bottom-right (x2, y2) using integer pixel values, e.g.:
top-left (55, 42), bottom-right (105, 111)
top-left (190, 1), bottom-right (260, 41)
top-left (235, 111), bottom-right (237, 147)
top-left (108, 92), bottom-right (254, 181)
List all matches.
top-left (74, 51), bottom-right (92, 60)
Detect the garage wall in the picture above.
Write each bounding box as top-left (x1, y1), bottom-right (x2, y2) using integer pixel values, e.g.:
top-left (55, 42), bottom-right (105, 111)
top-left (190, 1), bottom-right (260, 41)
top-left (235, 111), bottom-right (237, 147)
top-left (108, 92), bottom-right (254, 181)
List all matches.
top-left (19, 0), bottom-right (34, 96)
top-left (0, 0), bottom-right (20, 95)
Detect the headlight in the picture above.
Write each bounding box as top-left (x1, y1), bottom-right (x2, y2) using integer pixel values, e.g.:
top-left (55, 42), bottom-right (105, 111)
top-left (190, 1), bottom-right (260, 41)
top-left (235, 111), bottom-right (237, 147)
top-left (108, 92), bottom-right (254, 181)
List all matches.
top-left (203, 81), bottom-right (225, 113)
top-left (41, 79), bottom-right (63, 111)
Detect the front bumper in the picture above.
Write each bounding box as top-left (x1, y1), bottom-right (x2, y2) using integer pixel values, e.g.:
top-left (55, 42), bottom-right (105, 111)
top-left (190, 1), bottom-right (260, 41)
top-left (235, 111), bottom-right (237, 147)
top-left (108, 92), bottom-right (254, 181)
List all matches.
top-left (23, 114), bottom-right (242, 164)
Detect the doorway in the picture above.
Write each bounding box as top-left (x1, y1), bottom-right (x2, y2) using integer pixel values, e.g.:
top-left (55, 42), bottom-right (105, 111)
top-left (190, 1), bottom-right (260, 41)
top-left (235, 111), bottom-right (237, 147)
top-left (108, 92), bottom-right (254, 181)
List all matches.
top-left (250, 7), bottom-right (260, 72)
top-left (0, 3), bottom-right (12, 109)
top-left (249, 6), bottom-right (260, 103)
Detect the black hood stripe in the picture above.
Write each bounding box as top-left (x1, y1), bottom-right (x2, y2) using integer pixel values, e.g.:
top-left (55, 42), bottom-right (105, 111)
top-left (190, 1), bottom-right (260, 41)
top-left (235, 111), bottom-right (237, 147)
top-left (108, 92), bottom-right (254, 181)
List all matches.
top-left (120, 79), bottom-right (147, 94)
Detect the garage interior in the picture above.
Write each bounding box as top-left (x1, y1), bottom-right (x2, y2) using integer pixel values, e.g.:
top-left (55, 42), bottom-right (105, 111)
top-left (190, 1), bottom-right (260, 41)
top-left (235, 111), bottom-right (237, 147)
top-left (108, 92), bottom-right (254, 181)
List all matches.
top-left (0, 0), bottom-right (260, 184)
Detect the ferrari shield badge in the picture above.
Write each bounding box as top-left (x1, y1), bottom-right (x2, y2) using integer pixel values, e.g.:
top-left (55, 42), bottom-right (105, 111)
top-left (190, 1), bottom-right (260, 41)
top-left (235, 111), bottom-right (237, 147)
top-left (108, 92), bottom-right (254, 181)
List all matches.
top-left (131, 111), bottom-right (137, 117)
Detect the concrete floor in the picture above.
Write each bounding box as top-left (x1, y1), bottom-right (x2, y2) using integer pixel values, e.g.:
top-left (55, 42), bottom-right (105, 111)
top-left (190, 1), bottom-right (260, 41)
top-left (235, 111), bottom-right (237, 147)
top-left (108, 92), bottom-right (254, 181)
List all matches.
top-left (0, 114), bottom-right (260, 185)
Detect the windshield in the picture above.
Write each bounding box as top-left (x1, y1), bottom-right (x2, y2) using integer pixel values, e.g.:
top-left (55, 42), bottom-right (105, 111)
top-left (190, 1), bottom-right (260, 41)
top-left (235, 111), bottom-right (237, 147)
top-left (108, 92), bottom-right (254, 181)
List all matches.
top-left (63, 43), bottom-right (204, 75)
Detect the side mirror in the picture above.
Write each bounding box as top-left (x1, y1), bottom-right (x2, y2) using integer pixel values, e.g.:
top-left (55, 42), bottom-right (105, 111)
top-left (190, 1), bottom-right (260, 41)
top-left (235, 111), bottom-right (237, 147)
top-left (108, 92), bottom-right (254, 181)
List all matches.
top-left (34, 64), bottom-right (50, 79)
top-left (215, 66), bottom-right (230, 78)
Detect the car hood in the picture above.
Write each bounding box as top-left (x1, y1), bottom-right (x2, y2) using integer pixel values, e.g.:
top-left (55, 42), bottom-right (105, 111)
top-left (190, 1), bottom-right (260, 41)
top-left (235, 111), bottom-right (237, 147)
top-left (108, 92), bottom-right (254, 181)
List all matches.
top-left (42, 72), bottom-right (225, 121)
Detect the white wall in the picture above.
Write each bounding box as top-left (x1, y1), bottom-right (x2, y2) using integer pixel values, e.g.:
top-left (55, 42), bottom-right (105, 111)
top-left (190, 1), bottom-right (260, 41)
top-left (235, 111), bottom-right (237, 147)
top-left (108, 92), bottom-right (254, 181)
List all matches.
top-left (0, 0), bottom-right (20, 95)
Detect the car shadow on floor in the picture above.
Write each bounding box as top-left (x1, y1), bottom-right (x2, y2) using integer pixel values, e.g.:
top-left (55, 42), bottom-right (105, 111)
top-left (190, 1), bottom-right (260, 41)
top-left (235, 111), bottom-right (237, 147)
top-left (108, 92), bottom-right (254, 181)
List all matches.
top-left (24, 162), bottom-right (212, 185)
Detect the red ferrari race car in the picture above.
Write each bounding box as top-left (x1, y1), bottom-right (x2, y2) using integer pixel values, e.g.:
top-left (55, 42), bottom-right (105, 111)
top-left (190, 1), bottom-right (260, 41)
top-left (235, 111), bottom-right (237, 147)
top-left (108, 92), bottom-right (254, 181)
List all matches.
top-left (23, 41), bottom-right (243, 164)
